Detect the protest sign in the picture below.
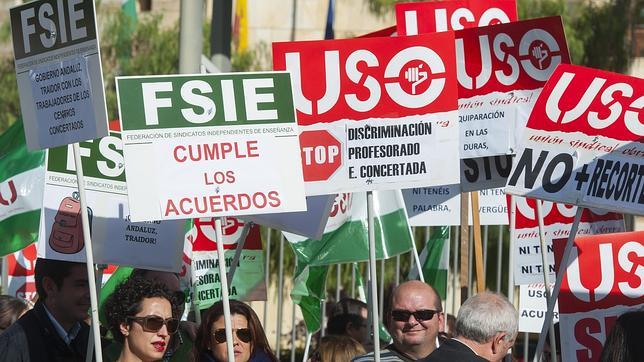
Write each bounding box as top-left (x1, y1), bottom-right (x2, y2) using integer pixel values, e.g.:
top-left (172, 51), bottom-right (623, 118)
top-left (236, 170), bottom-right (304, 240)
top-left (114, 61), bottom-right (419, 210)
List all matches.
top-left (461, 155), bottom-right (513, 192)
top-left (452, 17), bottom-right (569, 158)
top-left (5, 243), bottom-right (37, 301)
top-left (554, 231), bottom-right (644, 362)
top-left (116, 73), bottom-right (306, 221)
top-left (10, 0), bottom-right (108, 151)
top-left (184, 217), bottom-right (266, 310)
top-left (512, 197), bottom-right (624, 285)
top-left (506, 65), bottom-right (644, 216)
top-left (396, 0), bottom-right (517, 35)
top-left (273, 32), bottom-right (459, 195)
top-left (403, 187), bottom-right (508, 226)
top-left (0, 122), bottom-right (45, 257)
top-left (518, 283), bottom-right (559, 333)
top-left (38, 123), bottom-right (185, 271)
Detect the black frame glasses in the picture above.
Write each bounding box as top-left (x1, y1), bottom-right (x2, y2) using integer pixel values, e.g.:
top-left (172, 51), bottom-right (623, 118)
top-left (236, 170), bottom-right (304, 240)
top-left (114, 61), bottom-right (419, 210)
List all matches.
top-left (127, 315), bottom-right (180, 334)
top-left (212, 328), bottom-right (252, 344)
top-left (391, 309), bottom-right (439, 322)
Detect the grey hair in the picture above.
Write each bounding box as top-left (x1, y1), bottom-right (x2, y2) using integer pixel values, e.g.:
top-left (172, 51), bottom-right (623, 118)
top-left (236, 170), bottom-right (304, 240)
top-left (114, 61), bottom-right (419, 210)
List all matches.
top-left (455, 292), bottom-right (518, 343)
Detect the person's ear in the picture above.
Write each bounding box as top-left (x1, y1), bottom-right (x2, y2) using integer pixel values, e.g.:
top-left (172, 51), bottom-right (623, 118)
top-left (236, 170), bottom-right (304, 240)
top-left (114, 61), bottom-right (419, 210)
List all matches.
top-left (42, 276), bottom-right (58, 298)
top-left (437, 312), bottom-right (445, 333)
top-left (120, 322), bottom-right (131, 338)
top-left (491, 332), bottom-right (506, 355)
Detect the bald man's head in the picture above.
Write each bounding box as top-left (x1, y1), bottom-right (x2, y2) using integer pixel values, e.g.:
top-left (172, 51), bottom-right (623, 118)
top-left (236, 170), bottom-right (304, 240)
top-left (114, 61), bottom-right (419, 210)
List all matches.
top-left (386, 280), bottom-right (444, 359)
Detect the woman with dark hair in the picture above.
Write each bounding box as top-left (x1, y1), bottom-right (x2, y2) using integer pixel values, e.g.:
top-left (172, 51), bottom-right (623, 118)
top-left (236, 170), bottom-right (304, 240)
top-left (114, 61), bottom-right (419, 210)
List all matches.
top-left (194, 300), bottom-right (277, 362)
top-left (104, 277), bottom-right (180, 362)
top-left (599, 310), bottom-right (644, 362)
top-left (0, 295), bottom-right (28, 334)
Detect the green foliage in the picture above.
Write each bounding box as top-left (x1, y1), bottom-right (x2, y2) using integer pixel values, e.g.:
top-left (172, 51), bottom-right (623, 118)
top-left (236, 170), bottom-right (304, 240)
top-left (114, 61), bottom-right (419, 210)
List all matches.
top-left (0, 57), bottom-right (20, 133)
top-left (575, 0), bottom-right (633, 73)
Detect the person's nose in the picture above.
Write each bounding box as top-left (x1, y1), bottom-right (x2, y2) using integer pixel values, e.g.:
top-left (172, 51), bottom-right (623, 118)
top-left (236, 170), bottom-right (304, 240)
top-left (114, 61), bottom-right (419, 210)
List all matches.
top-left (157, 324), bottom-right (169, 338)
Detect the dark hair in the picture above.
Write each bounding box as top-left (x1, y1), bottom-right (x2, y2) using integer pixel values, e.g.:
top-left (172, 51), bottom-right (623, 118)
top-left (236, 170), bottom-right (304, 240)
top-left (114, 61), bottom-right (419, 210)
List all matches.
top-left (104, 277), bottom-right (177, 343)
top-left (599, 311), bottom-right (644, 362)
top-left (194, 300), bottom-right (277, 362)
top-left (0, 295), bottom-right (28, 333)
top-left (34, 258), bottom-right (85, 300)
top-left (327, 298), bottom-right (367, 335)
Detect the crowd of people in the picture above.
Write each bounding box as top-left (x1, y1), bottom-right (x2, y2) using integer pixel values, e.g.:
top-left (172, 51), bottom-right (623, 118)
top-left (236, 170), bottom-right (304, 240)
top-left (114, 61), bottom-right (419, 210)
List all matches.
top-left (0, 258), bottom-right (642, 362)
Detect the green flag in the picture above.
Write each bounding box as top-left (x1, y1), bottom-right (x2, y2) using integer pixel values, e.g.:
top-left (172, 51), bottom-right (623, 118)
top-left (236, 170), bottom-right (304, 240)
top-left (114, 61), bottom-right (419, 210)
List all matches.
top-left (0, 122), bottom-right (45, 256)
top-left (410, 226), bottom-right (450, 300)
top-left (286, 190), bottom-right (413, 332)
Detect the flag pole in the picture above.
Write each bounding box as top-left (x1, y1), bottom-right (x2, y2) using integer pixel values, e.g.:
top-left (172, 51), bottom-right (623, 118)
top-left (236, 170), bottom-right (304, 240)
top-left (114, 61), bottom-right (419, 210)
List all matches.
top-left (470, 192), bottom-right (485, 292)
top-left (535, 200), bottom-right (557, 361)
top-left (534, 207), bottom-right (583, 361)
top-left (302, 332), bottom-right (313, 362)
top-left (214, 217), bottom-right (235, 362)
top-left (507, 196), bottom-right (516, 299)
top-left (72, 143), bottom-right (102, 362)
top-left (263, 228), bottom-right (272, 328)
top-left (366, 191), bottom-right (381, 362)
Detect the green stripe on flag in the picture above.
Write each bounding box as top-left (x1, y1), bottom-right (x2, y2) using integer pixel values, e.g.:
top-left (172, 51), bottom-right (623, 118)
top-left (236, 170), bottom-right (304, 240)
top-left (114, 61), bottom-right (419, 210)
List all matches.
top-left (291, 209), bottom-right (413, 266)
top-left (291, 264), bottom-right (329, 333)
top-left (417, 226), bottom-right (450, 300)
top-left (0, 122), bottom-right (45, 180)
top-left (0, 210), bottom-right (40, 256)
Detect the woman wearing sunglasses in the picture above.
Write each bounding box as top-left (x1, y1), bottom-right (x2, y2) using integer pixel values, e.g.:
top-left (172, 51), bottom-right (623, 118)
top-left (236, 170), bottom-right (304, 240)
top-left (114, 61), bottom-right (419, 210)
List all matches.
top-left (104, 277), bottom-right (180, 362)
top-left (194, 300), bottom-right (277, 362)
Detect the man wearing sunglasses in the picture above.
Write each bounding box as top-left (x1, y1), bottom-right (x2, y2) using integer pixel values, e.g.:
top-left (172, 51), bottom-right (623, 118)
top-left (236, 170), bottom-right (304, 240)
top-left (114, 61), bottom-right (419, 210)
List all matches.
top-left (0, 258), bottom-right (91, 362)
top-left (353, 280), bottom-right (444, 361)
top-left (423, 292), bottom-right (518, 362)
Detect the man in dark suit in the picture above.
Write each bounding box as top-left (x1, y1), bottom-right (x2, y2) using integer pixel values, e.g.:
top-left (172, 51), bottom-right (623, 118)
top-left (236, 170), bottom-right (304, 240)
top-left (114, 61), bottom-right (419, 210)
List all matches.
top-left (423, 292), bottom-right (518, 362)
top-left (0, 258), bottom-right (91, 362)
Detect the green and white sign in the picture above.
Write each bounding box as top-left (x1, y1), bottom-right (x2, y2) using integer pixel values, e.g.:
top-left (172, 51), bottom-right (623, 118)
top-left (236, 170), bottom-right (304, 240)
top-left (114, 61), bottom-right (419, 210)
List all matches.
top-left (39, 129), bottom-right (185, 271)
top-left (116, 72), bottom-right (307, 221)
top-left (10, 0), bottom-right (108, 150)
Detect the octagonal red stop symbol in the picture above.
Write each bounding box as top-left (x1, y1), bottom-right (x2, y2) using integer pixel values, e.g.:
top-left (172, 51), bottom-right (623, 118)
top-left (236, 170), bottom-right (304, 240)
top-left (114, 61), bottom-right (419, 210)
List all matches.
top-left (299, 130), bottom-right (342, 182)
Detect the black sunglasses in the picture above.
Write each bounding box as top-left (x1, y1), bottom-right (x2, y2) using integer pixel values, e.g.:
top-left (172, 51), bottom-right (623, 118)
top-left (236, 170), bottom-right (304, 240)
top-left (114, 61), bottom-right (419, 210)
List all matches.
top-left (391, 309), bottom-right (439, 322)
top-left (212, 328), bottom-right (252, 344)
top-left (127, 315), bottom-right (180, 334)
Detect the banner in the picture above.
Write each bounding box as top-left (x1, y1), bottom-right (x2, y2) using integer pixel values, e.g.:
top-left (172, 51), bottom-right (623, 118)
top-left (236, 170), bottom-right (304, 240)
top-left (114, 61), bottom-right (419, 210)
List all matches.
top-left (10, 0), bottom-right (108, 150)
top-left (506, 64), bottom-right (644, 216)
top-left (396, 0), bottom-right (517, 35)
top-left (403, 187), bottom-right (508, 226)
top-left (273, 32), bottom-right (459, 195)
top-left (185, 217), bottom-right (266, 310)
top-left (554, 231), bottom-right (644, 362)
top-left (518, 283), bottom-right (559, 333)
top-left (38, 123), bottom-right (185, 271)
top-left (0, 122), bottom-right (45, 256)
top-left (512, 197), bottom-right (624, 285)
top-left (116, 72), bottom-right (306, 221)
